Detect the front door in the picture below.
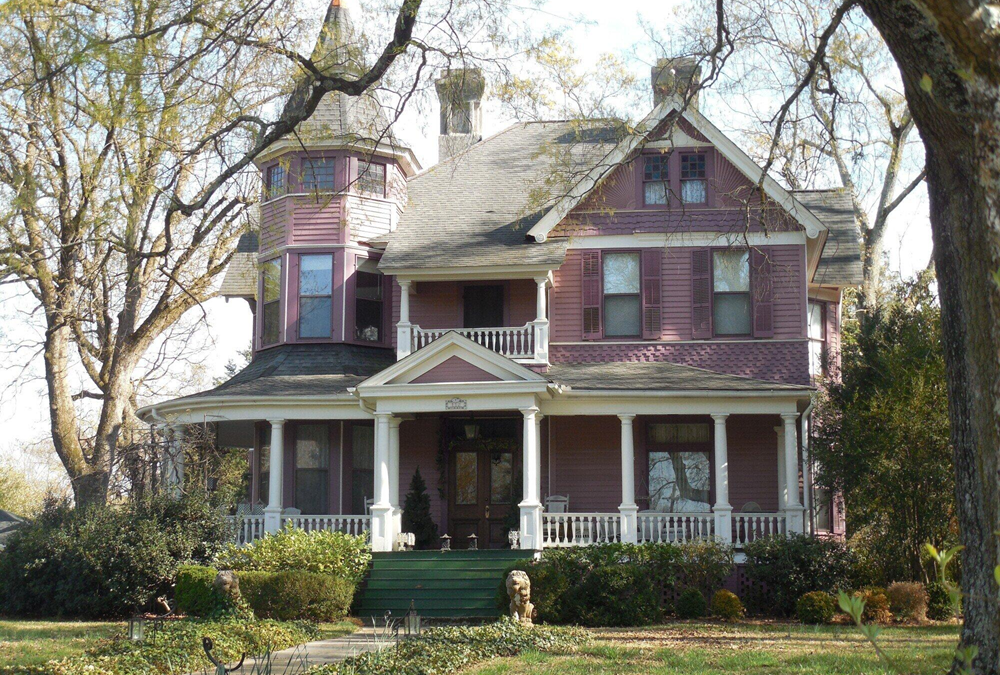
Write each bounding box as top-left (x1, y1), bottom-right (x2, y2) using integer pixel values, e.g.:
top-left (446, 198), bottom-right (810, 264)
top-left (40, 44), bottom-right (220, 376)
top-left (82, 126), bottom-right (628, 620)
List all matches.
top-left (448, 423), bottom-right (519, 549)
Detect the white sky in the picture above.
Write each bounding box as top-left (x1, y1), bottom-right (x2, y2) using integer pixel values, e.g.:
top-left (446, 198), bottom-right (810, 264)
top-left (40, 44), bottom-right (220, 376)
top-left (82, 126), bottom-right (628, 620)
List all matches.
top-left (0, 0), bottom-right (933, 470)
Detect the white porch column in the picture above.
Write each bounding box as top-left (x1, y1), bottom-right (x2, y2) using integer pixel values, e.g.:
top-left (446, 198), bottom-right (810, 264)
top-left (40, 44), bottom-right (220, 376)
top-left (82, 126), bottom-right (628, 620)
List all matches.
top-left (711, 414), bottom-right (733, 545)
top-left (781, 413), bottom-right (804, 533)
top-left (775, 424), bottom-right (787, 510)
top-left (389, 417), bottom-right (402, 545)
top-left (618, 414), bottom-right (638, 544)
top-left (532, 277), bottom-right (550, 364)
top-left (396, 280), bottom-right (413, 360)
top-left (519, 406), bottom-right (543, 550)
top-left (166, 424), bottom-right (186, 497)
top-left (264, 419), bottom-right (285, 533)
top-left (371, 413), bottom-right (394, 551)
top-left (801, 413), bottom-right (812, 535)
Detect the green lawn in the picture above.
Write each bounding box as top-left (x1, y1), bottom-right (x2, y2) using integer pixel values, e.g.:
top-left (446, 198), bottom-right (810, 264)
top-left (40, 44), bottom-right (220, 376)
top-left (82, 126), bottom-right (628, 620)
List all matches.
top-left (467, 622), bottom-right (962, 675)
top-left (0, 620), bottom-right (121, 669)
top-left (317, 620), bottom-right (361, 640)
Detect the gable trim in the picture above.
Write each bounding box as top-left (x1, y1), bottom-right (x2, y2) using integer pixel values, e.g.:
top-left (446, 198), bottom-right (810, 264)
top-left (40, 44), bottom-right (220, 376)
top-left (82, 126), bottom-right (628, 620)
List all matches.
top-left (526, 97), bottom-right (827, 242)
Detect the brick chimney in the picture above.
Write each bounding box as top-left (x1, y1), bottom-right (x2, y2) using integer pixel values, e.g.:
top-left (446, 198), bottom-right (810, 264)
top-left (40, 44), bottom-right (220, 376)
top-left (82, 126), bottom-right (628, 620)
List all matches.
top-left (651, 57), bottom-right (702, 108)
top-left (435, 68), bottom-right (485, 161)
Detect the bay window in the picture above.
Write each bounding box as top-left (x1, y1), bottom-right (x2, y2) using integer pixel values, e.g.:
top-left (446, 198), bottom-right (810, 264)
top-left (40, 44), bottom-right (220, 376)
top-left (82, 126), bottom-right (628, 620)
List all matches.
top-left (299, 254), bottom-right (333, 339)
top-left (602, 251), bottom-right (641, 337)
top-left (357, 161), bottom-right (386, 197)
top-left (294, 424), bottom-right (329, 514)
top-left (680, 153), bottom-right (707, 203)
top-left (302, 158), bottom-right (336, 192)
top-left (643, 155), bottom-right (669, 205)
top-left (712, 250), bottom-right (751, 336)
top-left (808, 301), bottom-right (826, 376)
top-left (354, 258), bottom-right (383, 342)
top-left (261, 257), bottom-right (282, 346)
top-left (265, 164), bottom-right (286, 199)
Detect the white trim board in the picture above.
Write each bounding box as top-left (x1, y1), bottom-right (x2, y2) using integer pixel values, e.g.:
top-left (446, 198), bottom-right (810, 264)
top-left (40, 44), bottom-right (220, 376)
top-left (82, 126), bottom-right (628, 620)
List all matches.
top-left (565, 231), bottom-right (806, 249)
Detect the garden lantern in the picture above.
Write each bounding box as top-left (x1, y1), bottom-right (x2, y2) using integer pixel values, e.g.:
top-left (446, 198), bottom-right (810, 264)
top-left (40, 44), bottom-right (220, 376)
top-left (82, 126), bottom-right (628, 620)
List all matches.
top-left (404, 600), bottom-right (422, 636)
top-left (508, 530), bottom-right (520, 549)
top-left (128, 615), bottom-right (146, 643)
top-left (440, 533), bottom-right (451, 550)
top-left (467, 533), bottom-right (478, 550)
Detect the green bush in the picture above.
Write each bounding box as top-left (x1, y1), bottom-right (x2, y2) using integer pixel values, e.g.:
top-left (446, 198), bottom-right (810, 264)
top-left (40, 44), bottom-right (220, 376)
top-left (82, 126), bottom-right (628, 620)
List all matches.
top-left (215, 526), bottom-right (370, 583)
top-left (573, 565), bottom-right (661, 627)
top-left (175, 565), bottom-right (226, 617)
top-left (0, 496), bottom-right (232, 618)
top-left (926, 581), bottom-right (957, 620)
top-left (3, 617), bottom-right (316, 675)
top-left (676, 587), bottom-right (707, 619)
top-left (857, 587), bottom-right (892, 624)
top-left (496, 541), bottom-right (734, 626)
top-left (710, 589), bottom-right (744, 621)
top-left (311, 618), bottom-right (582, 675)
top-left (796, 591), bottom-right (836, 624)
top-left (240, 570), bottom-right (355, 622)
top-left (887, 581), bottom-right (928, 621)
top-left (742, 534), bottom-right (858, 616)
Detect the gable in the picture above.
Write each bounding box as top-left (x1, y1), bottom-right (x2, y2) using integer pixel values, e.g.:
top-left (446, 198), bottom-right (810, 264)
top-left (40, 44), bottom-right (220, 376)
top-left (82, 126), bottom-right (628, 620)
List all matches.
top-left (407, 355), bottom-right (503, 384)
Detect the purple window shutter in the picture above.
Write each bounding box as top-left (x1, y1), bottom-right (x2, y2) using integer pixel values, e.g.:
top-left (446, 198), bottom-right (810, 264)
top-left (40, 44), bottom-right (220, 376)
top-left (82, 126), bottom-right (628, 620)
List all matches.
top-left (582, 250), bottom-right (603, 339)
top-left (641, 249), bottom-right (663, 339)
top-left (691, 248), bottom-right (712, 339)
top-left (751, 247), bottom-right (774, 338)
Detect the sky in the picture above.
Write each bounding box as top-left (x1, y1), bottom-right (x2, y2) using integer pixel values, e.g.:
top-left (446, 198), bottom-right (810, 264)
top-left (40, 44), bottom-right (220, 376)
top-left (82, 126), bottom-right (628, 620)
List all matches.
top-left (0, 0), bottom-right (933, 476)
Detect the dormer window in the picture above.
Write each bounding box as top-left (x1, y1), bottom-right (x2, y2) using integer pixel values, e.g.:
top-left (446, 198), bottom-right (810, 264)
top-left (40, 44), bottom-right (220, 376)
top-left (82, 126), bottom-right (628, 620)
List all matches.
top-left (643, 155), bottom-right (669, 205)
top-left (265, 164), bottom-right (286, 199)
top-left (261, 257), bottom-right (282, 346)
top-left (681, 153), bottom-right (707, 203)
top-left (302, 158), bottom-right (336, 192)
top-left (357, 161), bottom-right (386, 197)
top-left (299, 254), bottom-right (333, 339)
top-left (448, 102), bottom-right (472, 134)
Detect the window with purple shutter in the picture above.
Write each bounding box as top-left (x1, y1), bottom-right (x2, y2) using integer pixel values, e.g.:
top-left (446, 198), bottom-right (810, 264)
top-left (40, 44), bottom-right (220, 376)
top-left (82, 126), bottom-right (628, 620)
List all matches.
top-left (751, 247), bottom-right (774, 338)
top-left (641, 249), bottom-right (662, 339)
top-left (691, 249), bottom-right (712, 339)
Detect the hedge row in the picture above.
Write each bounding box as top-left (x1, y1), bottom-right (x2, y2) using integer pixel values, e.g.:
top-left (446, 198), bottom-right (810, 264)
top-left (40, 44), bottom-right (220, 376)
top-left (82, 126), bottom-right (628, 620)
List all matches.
top-left (176, 565), bottom-right (355, 622)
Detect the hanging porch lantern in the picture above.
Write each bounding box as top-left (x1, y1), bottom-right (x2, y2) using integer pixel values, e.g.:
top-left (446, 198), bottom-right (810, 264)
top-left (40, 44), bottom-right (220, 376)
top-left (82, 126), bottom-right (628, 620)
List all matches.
top-left (403, 600), bottom-right (423, 636)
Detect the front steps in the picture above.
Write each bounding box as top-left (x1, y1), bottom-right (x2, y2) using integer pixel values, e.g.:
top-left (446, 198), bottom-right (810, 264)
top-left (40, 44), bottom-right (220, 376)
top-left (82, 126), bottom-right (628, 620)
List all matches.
top-left (353, 549), bottom-right (533, 620)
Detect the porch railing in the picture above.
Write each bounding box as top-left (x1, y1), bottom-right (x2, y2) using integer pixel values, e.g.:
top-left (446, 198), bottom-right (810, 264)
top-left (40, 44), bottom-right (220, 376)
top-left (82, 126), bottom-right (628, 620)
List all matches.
top-left (637, 512), bottom-right (715, 544)
top-left (280, 514), bottom-right (371, 536)
top-left (541, 513), bottom-right (622, 547)
top-left (732, 513), bottom-right (786, 548)
top-left (229, 515), bottom-right (266, 545)
top-left (411, 324), bottom-right (535, 360)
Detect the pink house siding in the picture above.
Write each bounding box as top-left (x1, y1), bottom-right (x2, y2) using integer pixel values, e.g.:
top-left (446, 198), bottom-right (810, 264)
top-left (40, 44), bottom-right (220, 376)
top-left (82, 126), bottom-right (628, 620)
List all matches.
top-left (727, 415), bottom-right (780, 512)
top-left (260, 198), bottom-right (290, 255)
top-left (406, 280), bottom-right (537, 330)
top-left (409, 356), bottom-right (502, 383)
top-left (398, 417), bottom-right (446, 529)
top-left (548, 416), bottom-right (622, 512)
top-left (290, 197), bottom-right (344, 245)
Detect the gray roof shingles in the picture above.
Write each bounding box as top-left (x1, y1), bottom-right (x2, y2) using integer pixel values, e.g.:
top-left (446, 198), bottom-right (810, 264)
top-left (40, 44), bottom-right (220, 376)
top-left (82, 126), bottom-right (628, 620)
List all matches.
top-left (794, 189), bottom-right (864, 287)
top-left (546, 361), bottom-right (811, 392)
top-left (380, 121), bottom-right (622, 270)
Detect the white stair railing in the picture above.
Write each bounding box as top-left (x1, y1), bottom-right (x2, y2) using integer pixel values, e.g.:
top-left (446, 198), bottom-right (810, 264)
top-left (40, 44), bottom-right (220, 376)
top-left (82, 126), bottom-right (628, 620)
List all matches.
top-left (732, 513), bottom-right (786, 548)
top-left (636, 512), bottom-right (715, 544)
top-left (540, 513), bottom-right (622, 548)
top-left (410, 324), bottom-right (535, 359)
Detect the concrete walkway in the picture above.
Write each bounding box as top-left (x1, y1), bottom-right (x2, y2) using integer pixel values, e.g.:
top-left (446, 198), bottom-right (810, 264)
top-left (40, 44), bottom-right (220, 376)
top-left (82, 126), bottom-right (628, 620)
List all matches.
top-left (230, 627), bottom-right (394, 673)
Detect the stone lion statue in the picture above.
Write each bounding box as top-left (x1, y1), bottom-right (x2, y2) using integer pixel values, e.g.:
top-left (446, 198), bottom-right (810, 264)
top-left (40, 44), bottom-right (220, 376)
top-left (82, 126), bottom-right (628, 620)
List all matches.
top-left (213, 570), bottom-right (241, 602)
top-left (506, 570), bottom-right (534, 625)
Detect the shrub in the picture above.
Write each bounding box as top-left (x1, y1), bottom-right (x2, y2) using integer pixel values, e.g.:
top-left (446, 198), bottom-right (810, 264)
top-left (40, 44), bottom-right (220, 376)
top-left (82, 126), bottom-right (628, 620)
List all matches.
top-left (857, 587), bottom-right (892, 624)
top-left (926, 581), bottom-right (957, 620)
top-left (311, 618), bottom-right (582, 675)
top-left (710, 589), bottom-right (744, 621)
top-left (796, 591), bottom-right (836, 624)
top-left (573, 565), bottom-right (661, 627)
top-left (675, 587), bottom-right (707, 619)
top-left (742, 534), bottom-right (858, 616)
top-left (0, 496), bottom-right (231, 618)
top-left (887, 581), bottom-right (928, 621)
top-left (401, 468), bottom-right (438, 549)
top-left (496, 541), bottom-right (734, 626)
top-left (240, 570), bottom-right (355, 622)
top-left (175, 565), bottom-right (226, 617)
top-left (215, 526), bottom-right (370, 583)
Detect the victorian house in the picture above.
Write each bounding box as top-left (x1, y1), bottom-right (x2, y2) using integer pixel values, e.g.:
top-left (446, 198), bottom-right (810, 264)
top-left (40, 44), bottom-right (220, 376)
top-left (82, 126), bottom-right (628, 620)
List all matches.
top-left (139, 0), bottom-right (860, 563)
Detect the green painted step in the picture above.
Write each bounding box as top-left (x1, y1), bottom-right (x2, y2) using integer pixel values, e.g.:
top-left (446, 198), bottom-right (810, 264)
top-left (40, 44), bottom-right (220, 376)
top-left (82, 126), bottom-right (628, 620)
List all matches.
top-left (354, 550), bottom-right (533, 619)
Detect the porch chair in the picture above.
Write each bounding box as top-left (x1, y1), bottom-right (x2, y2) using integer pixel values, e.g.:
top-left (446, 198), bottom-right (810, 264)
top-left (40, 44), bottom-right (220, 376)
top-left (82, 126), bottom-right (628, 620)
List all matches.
top-left (543, 495), bottom-right (570, 545)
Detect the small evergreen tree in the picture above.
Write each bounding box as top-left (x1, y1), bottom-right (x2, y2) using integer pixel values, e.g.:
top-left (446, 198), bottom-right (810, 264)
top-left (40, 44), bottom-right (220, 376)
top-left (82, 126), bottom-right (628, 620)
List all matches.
top-left (402, 469), bottom-right (438, 549)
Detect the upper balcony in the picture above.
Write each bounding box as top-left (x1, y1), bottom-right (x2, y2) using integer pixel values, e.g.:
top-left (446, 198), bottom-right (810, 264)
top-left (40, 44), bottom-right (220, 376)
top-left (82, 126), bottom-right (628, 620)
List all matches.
top-left (395, 278), bottom-right (550, 365)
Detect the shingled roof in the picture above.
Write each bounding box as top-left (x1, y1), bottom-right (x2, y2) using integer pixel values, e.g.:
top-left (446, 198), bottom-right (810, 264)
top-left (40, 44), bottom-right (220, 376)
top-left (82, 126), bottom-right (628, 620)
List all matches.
top-left (219, 231), bottom-right (258, 299)
top-left (546, 361), bottom-right (811, 392)
top-left (794, 189), bottom-right (864, 287)
top-left (172, 344), bottom-right (396, 400)
top-left (380, 121), bottom-right (626, 271)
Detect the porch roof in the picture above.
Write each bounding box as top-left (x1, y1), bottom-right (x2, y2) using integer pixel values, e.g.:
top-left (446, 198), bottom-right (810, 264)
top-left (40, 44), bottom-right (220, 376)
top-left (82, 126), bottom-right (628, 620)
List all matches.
top-left (546, 360), bottom-right (812, 393)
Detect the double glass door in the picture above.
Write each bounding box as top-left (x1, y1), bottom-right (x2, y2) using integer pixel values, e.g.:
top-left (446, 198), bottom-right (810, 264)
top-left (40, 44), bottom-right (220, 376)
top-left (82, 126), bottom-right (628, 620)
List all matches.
top-left (449, 440), bottom-right (518, 548)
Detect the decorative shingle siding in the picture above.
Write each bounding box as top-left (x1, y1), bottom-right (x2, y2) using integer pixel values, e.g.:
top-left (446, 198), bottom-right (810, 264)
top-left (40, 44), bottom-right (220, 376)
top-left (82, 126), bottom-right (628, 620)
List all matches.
top-left (549, 340), bottom-right (811, 386)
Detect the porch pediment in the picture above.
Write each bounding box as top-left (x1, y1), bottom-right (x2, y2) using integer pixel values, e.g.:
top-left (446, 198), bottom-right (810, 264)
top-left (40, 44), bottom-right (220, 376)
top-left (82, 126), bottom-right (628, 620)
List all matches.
top-left (358, 331), bottom-right (548, 388)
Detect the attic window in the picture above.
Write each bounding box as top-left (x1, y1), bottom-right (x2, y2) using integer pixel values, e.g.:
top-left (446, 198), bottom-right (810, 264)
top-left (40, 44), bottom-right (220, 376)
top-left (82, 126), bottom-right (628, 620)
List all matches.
top-left (681, 153), bottom-right (707, 204)
top-left (643, 155), bottom-right (669, 205)
top-left (265, 164), bottom-right (286, 199)
top-left (357, 161), bottom-right (386, 197)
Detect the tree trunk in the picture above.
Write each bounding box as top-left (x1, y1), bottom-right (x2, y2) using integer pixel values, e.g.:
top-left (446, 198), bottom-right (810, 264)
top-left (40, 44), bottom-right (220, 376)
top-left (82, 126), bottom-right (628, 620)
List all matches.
top-left (861, 3), bottom-right (1000, 673)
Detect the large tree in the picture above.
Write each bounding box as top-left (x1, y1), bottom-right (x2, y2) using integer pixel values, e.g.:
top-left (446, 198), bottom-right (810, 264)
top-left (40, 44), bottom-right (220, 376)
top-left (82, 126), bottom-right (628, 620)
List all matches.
top-left (0, 0), bottom-right (530, 506)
